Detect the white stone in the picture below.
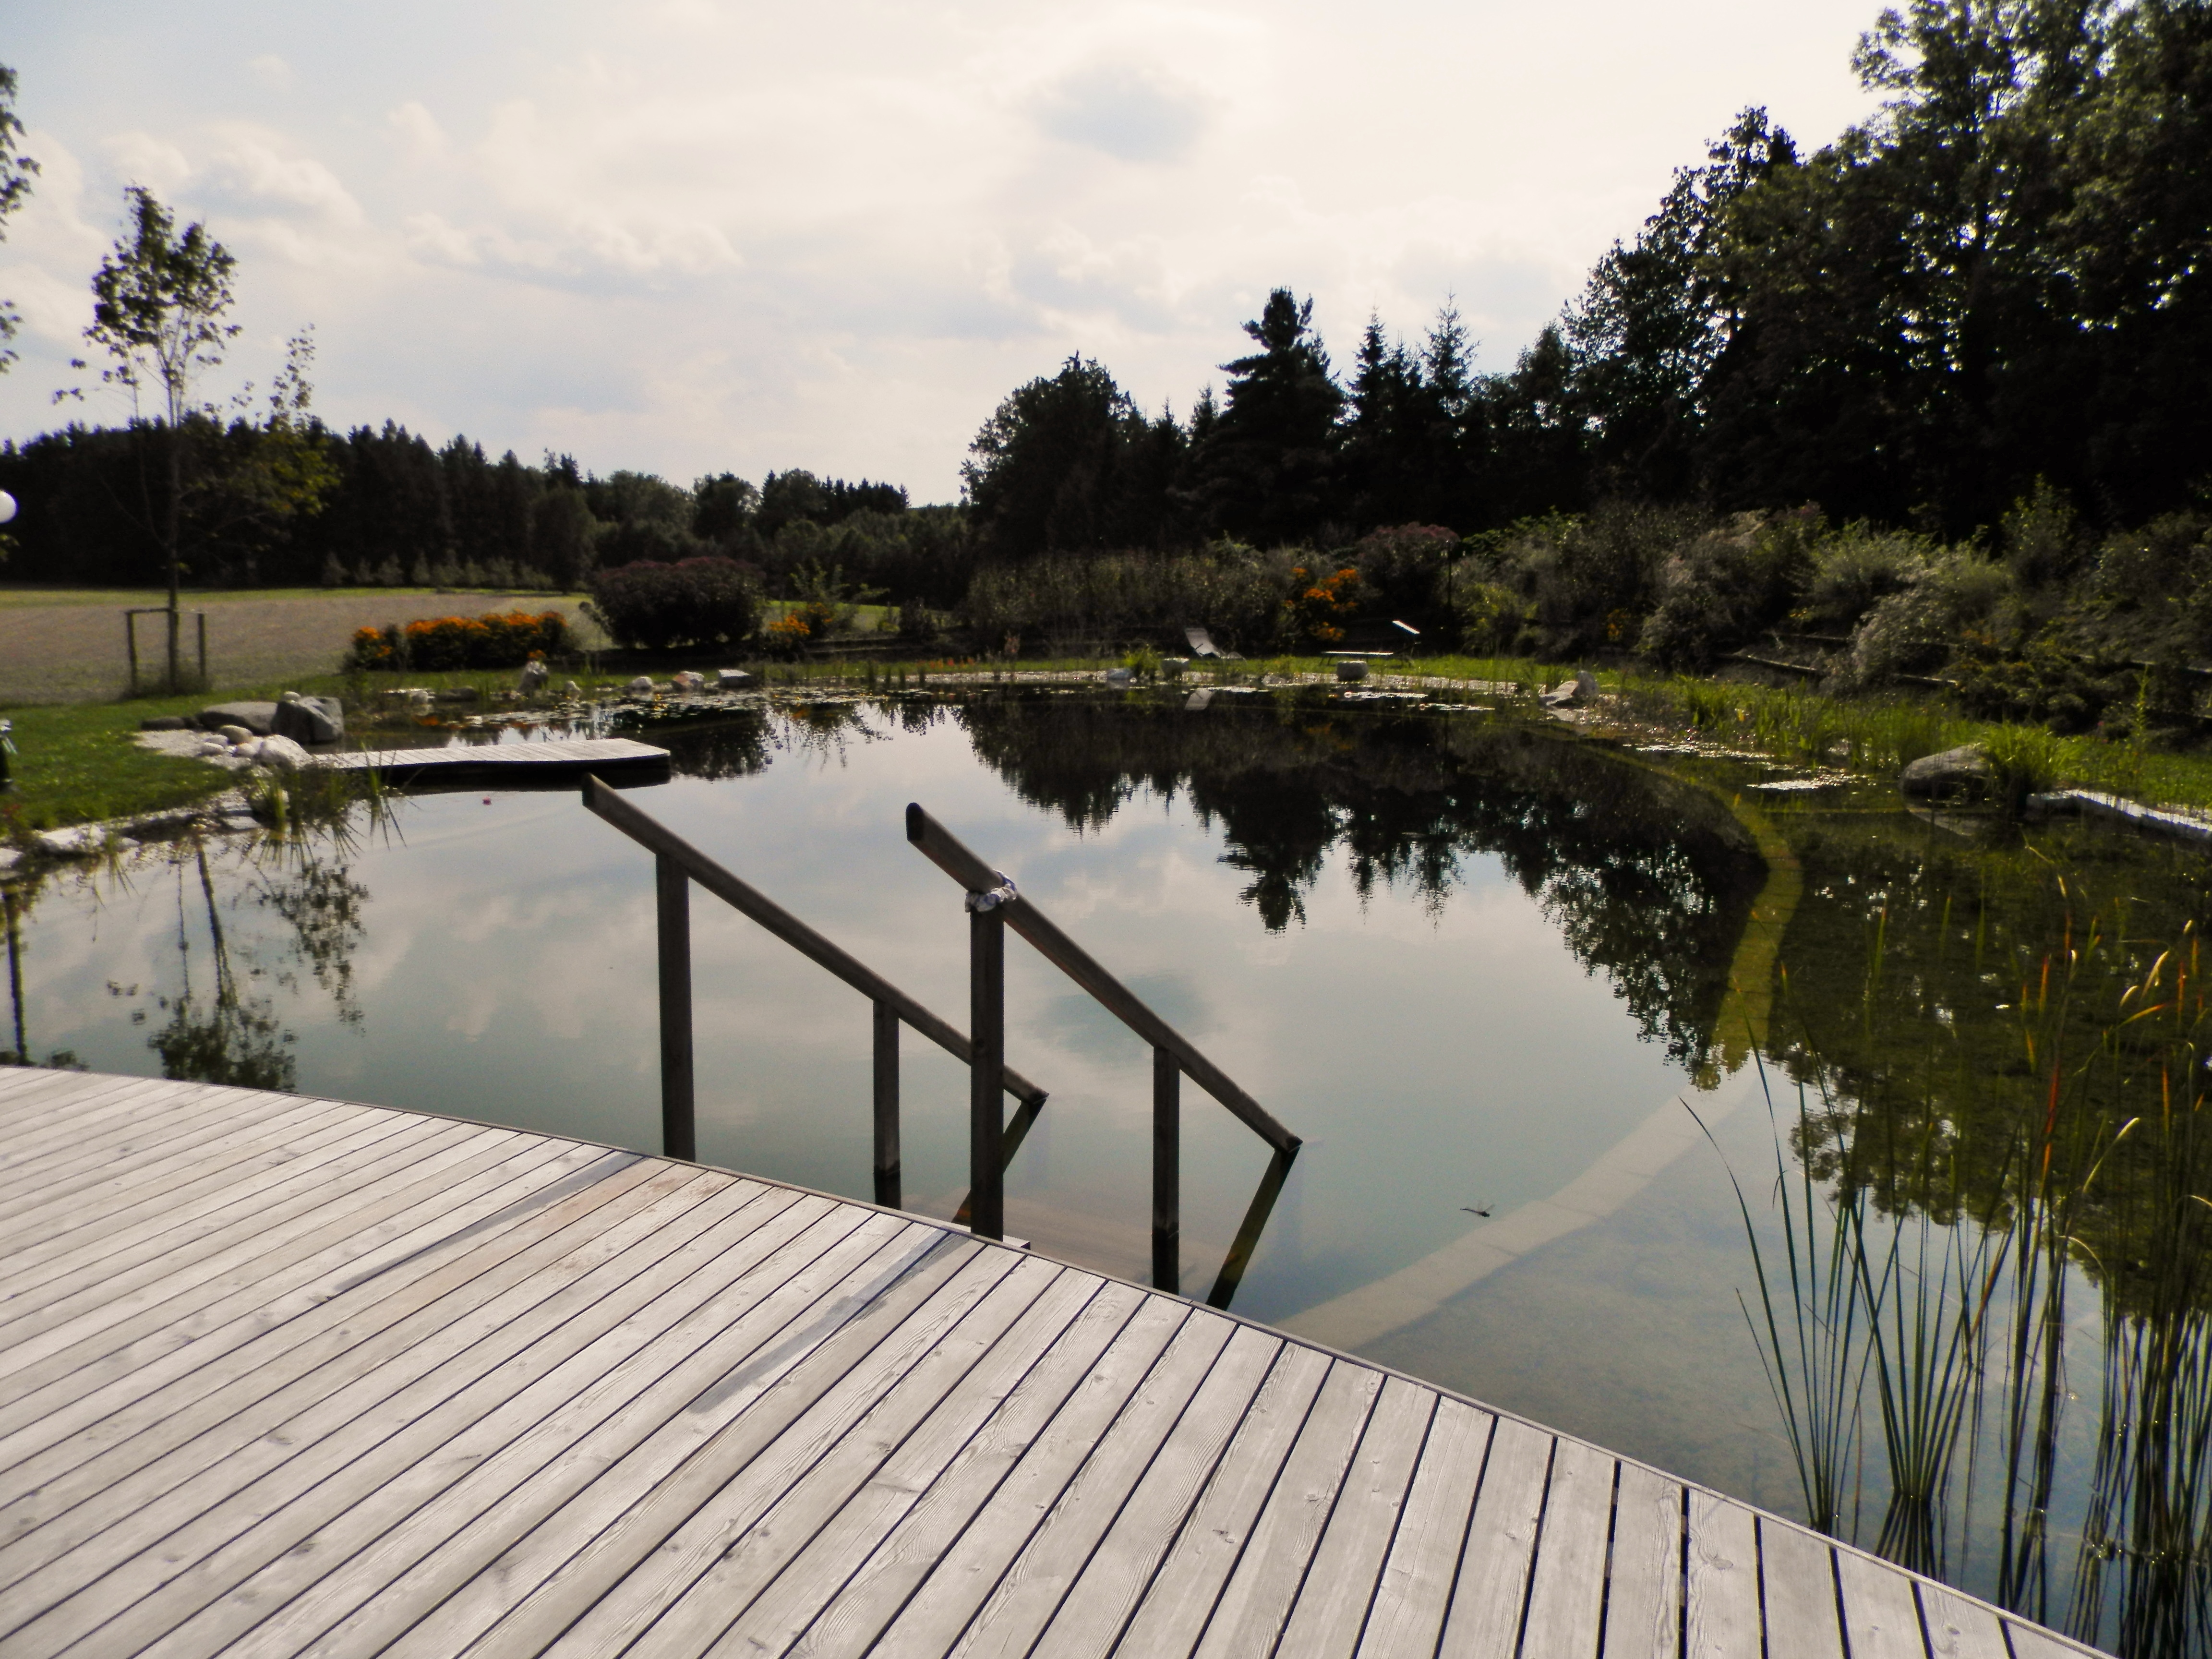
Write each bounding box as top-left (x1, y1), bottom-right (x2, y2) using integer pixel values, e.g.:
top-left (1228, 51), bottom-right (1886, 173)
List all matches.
top-left (252, 733), bottom-right (312, 770)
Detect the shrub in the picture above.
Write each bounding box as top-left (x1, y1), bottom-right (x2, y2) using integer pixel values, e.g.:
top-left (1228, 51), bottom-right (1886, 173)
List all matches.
top-left (1453, 580), bottom-right (1525, 653)
top-left (1999, 477), bottom-right (2085, 586)
top-left (1950, 634), bottom-right (2128, 733)
top-left (1840, 552), bottom-right (2011, 687)
top-left (896, 595), bottom-right (936, 643)
top-left (1635, 511), bottom-right (1817, 671)
top-left (348, 610), bottom-right (569, 671)
top-left (1479, 502), bottom-right (1710, 658)
top-left (762, 613), bottom-right (812, 660)
top-left (585, 556), bottom-right (759, 650)
top-left (1280, 565), bottom-right (1363, 648)
top-left (1351, 523), bottom-right (1459, 624)
top-left (1798, 523), bottom-right (1929, 632)
top-left (961, 547), bottom-right (1286, 652)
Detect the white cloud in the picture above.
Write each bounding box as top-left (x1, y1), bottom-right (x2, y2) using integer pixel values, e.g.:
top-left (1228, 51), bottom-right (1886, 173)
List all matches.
top-left (386, 101), bottom-right (447, 165)
top-left (0, 0), bottom-right (1885, 494)
top-left (1032, 60), bottom-right (1214, 163)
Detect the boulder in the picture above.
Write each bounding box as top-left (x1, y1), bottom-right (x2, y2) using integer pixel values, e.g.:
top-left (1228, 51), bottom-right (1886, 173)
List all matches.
top-left (249, 733), bottom-right (312, 771)
top-left (437, 685), bottom-right (481, 704)
top-left (139, 715), bottom-right (192, 732)
top-left (1162, 658), bottom-right (1188, 679)
top-left (198, 700), bottom-right (277, 736)
top-left (217, 724), bottom-right (256, 746)
top-left (627, 675), bottom-right (657, 695)
top-left (716, 668), bottom-right (755, 689)
top-left (671, 669), bottom-right (706, 692)
top-left (272, 692), bottom-right (343, 746)
top-left (1900, 744), bottom-right (1994, 799)
top-left (563, 680), bottom-right (583, 698)
top-left (1541, 670), bottom-right (1601, 709)
top-left (1104, 666), bottom-right (1134, 687)
top-left (1335, 659), bottom-right (1369, 683)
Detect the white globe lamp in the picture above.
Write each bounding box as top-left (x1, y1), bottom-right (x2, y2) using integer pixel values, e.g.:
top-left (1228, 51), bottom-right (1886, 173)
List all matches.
top-left (0, 491), bottom-right (15, 524)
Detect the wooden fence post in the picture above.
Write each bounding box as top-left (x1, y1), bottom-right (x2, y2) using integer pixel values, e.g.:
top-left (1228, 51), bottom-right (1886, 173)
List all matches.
top-left (655, 854), bottom-right (695, 1161)
top-left (969, 904), bottom-right (1004, 1239)
top-left (873, 998), bottom-right (900, 1208)
top-left (1154, 1047), bottom-right (1179, 1292)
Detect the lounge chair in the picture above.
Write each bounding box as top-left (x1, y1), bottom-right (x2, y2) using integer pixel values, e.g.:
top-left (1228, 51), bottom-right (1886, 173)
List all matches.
top-left (1185, 626), bottom-right (1244, 661)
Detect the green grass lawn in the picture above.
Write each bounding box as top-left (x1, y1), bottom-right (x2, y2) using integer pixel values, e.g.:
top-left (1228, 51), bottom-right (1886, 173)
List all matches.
top-left (3, 693), bottom-right (248, 833)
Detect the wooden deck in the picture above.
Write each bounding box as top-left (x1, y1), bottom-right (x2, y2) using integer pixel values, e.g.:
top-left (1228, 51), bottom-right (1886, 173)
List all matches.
top-left (318, 736), bottom-right (670, 788)
top-left (0, 1069), bottom-right (2104, 1658)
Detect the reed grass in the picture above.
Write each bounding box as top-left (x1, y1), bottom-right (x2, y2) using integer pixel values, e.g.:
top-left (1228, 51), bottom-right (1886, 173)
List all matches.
top-left (1714, 879), bottom-right (2209, 1654)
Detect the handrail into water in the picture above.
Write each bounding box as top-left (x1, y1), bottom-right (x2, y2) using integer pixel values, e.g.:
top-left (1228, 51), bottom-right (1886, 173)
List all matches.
top-left (582, 775), bottom-right (1047, 1204)
top-left (906, 802), bottom-right (1299, 1291)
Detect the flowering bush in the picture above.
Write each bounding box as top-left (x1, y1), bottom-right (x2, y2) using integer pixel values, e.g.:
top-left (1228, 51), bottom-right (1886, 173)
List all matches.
top-left (349, 611), bottom-right (569, 671)
top-left (762, 613), bottom-right (812, 660)
top-left (1280, 565), bottom-right (1362, 648)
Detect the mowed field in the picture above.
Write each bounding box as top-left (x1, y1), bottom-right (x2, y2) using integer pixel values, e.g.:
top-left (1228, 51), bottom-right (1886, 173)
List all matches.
top-left (0, 588), bottom-right (600, 704)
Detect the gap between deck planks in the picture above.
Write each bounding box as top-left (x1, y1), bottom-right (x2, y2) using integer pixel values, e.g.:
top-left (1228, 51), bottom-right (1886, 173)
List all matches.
top-left (0, 1070), bottom-right (2112, 1659)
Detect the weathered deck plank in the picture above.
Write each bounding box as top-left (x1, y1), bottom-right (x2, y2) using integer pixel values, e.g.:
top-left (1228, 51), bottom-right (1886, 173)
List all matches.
top-left (1521, 1436), bottom-right (1616, 1659)
top-left (1022, 1322), bottom-right (1284, 1659)
top-left (1437, 1414), bottom-right (1553, 1659)
top-left (0, 1070), bottom-right (2116, 1659)
top-left (1686, 1489), bottom-right (1764, 1659)
top-left (1357, 1396), bottom-right (1493, 1658)
top-left (0, 1139), bottom-right (623, 1456)
top-left (1603, 1461), bottom-right (1685, 1659)
top-left (1761, 1518), bottom-right (1847, 1659)
top-left (0, 1166), bottom-right (760, 1562)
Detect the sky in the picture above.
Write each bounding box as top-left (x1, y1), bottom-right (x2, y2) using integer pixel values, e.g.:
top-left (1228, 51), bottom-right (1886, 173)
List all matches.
top-left (0, 0), bottom-right (1886, 503)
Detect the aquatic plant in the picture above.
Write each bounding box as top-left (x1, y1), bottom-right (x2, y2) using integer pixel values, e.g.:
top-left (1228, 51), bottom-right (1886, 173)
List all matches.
top-left (1718, 874), bottom-right (2212, 1655)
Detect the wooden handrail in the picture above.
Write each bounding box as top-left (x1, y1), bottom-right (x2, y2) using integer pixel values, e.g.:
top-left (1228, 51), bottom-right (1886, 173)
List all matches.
top-left (905, 803), bottom-right (1298, 1154)
top-left (586, 777), bottom-right (1046, 1106)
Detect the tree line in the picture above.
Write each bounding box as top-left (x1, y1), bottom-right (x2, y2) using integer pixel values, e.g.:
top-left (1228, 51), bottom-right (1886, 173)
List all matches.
top-left (0, 419), bottom-right (979, 601)
top-left (2, 0), bottom-right (2209, 692)
top-left (964, 0), bottom-right (2212, 561)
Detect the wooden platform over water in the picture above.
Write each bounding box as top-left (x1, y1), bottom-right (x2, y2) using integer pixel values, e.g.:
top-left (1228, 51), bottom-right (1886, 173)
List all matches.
top-left (319, 735), bottom-right (670, 788)
top-left (0, 1070), bottom-right (2102, 1658)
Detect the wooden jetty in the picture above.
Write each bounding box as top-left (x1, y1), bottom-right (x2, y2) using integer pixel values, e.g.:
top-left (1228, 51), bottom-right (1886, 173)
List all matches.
top-left (0, 1069), bottom-right (2104, 1658)
top-left (319, 736), bottom-right (670, 789)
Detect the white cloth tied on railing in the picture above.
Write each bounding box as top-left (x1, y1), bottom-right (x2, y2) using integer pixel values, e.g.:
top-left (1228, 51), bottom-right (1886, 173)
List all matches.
top-left (964, 873), bottom-right (1020, 913)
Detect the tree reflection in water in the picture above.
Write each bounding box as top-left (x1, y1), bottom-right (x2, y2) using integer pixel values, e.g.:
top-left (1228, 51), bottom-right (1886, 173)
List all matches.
top-left (956, 694), bottom-right (1766, 1071)
top-left (0, 828), bottom-right (372, 1091)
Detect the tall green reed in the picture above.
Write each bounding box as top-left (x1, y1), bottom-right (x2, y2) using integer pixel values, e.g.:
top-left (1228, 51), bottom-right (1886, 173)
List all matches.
top-left (1714, 873), bottom-right (2201, 1649)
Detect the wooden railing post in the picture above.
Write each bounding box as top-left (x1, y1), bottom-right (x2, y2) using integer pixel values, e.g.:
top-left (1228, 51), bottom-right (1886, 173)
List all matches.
top-left (969, 903), bottom-right (1005, 1240)
top-left (1154, 1046), bottom-right (1179, 1293)
top-left (873, 998), bottom-right (900, 1209)
top-left (655, 853), bottom-right (695, 1161)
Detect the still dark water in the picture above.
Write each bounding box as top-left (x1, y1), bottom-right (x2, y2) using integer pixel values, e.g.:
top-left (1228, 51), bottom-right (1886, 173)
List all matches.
top-left (9, 690), bottom-right (2210, 1656)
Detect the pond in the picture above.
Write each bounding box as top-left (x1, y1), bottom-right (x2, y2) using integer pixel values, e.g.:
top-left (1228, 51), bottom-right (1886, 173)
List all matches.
top-left (7, 688), bottom-right (2209, 1659)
